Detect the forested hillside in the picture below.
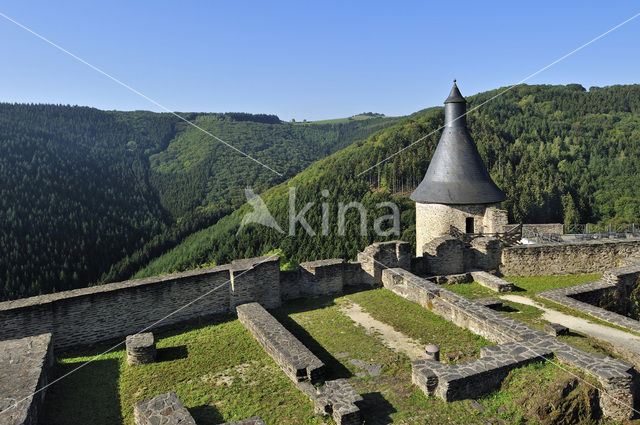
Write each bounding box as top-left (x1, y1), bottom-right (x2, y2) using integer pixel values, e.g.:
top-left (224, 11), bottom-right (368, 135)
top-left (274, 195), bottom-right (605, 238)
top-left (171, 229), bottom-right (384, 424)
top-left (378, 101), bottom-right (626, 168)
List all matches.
top-left (136, 84), bottom-right (640, 277)
top-left (0, 106), bottom-right (399, 301)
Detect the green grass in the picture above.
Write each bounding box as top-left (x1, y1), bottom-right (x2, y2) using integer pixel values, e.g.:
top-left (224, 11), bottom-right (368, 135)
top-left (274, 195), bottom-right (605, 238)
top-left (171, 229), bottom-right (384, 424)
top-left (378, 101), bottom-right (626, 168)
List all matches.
top-left (445, 274), bottom-right (640, 360)
top-left (504, 274), bottom-right (602, 295)
top-left (41, 287), bottom-right (624, 425)
top-left (445, 274), bottom-right (601, 301)
top-left (43, 316), bottom-right (322, 425)
top-left (344, 288), bottom-right (491, 362)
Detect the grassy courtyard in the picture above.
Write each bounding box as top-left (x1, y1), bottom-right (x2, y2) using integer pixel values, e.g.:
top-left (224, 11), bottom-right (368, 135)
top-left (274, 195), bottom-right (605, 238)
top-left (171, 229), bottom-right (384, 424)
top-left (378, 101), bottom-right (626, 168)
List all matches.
top-left (41, 283), bottom-right (627, 425)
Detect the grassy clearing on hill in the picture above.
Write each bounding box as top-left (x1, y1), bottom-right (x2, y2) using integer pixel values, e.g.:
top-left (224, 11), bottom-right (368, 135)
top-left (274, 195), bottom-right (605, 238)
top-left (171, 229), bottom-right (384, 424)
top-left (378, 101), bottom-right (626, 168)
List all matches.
top-left (42, 287), bottom-right (621, 425)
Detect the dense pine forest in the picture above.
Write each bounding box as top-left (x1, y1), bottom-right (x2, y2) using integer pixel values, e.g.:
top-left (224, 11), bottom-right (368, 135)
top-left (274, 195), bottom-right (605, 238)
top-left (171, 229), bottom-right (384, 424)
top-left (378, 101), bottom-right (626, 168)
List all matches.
top-left (0, 106), bottom-right (399, 301)
top-left (135, 84), bottom-right (640, 277)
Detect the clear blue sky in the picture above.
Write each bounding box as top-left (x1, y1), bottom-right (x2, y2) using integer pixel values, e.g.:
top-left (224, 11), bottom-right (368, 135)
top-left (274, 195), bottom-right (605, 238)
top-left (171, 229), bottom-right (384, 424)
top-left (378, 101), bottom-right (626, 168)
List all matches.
top-left (1, 1), bottom-right (638, 121)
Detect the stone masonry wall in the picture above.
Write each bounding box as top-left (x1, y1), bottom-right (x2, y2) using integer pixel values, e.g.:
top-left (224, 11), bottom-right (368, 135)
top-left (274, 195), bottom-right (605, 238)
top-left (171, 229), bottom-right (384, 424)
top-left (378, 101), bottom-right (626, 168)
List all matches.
top-left (357, 241), bottom-right (411, 286)
top-left (280, 261), bottom-right (366, 301)
top-left (422, 236), bottom-right (464, 276)
top-left (0, 252), bottom-right (369, 352)
top-left (522, 223), bottom-right (564, 235)
top-left (381, 267), bottom-right (636, 420)
top-left (236, 302), bottom-right (325, 383)
top-left (415, 203), bottom-right (502, 257)
top-left (0, 333), bottom-right (53, 425)
top-left (537, 263), bottom-right (640, 334)
top-left (0, 266), bottom-right (232, 351)
top-left (230, 256), bottom-right (281, 309)
top-left (500, 238), bottom-right (640, 276)
top-left (133, 391), bottom-right (196, 425)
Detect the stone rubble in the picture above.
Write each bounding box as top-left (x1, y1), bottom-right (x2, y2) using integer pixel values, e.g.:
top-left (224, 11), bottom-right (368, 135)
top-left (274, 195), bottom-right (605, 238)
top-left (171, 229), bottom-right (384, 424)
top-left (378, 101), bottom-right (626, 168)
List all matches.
top-left (133, 391), bottom-right (196, 425)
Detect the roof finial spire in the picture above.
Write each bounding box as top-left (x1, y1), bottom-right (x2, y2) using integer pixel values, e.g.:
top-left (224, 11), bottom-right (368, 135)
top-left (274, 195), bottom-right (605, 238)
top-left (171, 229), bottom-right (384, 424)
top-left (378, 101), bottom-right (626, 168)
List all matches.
top-left (444, 80), bottom-right (465, 104)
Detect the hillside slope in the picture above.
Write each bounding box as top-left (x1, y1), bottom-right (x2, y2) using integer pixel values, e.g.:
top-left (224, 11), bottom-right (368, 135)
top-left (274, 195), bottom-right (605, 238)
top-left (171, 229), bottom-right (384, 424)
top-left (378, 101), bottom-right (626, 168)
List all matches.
top-left (0, 106), bottom-right (399, 300)
top-left (135, 84), bottom-right (640, 277)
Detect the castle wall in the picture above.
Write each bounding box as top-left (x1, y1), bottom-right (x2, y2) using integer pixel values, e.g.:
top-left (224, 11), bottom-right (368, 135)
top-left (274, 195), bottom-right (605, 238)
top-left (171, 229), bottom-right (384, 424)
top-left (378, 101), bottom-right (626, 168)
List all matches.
top-left (500, 238), bottom-right (640, 276)
top-left (0, 265), bottom-right (234, 351)
top-left (0, 333), bottom-right (53, 425)
top-left (0, 255), bottom-right (368, 352)
top-left (415, 202), bottom-right (503, 256)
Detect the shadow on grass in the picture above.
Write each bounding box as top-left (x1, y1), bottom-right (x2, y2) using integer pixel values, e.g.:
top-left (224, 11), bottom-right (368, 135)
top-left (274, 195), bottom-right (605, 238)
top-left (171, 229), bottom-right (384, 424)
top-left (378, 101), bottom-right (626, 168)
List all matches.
top-left (156, 345), bottom-right (189, 362)
top-left (189, 404), bottom-right (224, 425)
top-left (41, 358), bottom-right (122, 425)
top-left (495, 304), bottom-right (519, 313)
top-left (55, 314), bottom-right (236, 360)
top-left (511, 285), bottom-right (526, 293)
top-left (566, 330), bottom-right (586, 339)
top-left (272, 295), bottom-right (352, 380)
top-left (359, 392), bottom-right (396, 425)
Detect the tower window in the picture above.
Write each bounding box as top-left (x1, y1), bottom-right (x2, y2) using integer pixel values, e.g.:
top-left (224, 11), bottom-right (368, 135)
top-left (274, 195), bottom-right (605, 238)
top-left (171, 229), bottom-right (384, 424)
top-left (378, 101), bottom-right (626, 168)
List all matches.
top-left (465, 217), bottom-right (474, 234)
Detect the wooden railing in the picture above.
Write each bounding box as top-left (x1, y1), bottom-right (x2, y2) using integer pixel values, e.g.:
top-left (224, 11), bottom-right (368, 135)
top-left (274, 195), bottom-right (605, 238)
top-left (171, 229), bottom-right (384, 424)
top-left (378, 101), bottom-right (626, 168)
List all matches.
top-left (449, 224), bottom-right (522, 247)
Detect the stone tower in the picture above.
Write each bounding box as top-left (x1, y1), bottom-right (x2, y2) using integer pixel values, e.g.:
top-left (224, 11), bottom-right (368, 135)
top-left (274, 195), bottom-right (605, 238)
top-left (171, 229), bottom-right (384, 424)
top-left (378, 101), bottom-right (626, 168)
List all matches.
top-left (411, 81), bottom-right (507, 256)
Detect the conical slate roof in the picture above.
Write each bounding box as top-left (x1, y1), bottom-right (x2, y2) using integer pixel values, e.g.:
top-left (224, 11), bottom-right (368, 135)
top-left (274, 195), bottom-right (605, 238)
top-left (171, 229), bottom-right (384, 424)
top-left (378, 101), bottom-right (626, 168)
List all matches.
top-left (410, 81), bottom-right (506, 205)
top-left (444, 80), bottom-right (465, 103)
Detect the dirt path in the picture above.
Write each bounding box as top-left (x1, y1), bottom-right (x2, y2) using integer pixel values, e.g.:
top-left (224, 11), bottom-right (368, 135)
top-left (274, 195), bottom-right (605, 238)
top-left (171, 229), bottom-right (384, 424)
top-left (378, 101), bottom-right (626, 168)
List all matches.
top-left (339, 300), bottom-right (425, 361)
top-left (500, 294), bottom-right (640, 357)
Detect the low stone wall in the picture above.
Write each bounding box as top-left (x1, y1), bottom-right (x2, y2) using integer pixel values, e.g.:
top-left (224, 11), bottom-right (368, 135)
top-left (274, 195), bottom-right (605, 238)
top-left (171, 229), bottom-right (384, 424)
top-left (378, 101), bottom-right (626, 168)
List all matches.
top-left (280, 259), bottom-right (365, 301)
top-left (522, 223), bottom-right (564, 235)
top-left (381, 267), bottom-right (636, 420)
top-left (236, 302), bottom-right (325, 383)
top-left (230, 256), bottom-right (281, 309)
top-left (0, 265), bottom-right (233, 351)
top-left (412, 342), bottom-right (553, 401)
top-left (470, 271), bottom-right (514, 293)
top-left (422, 236), bottom-right (464, 276)
top-left (470, 237), bottom-right (503, 271)
top-left (358, 241), bottom-right (411, 286)
top-left (537, 263), bottom-right (640, 333)
top-left (297, 379), bottom-right (363, 425)
top-left (133, 391), bottom-right (196, 425)
top-left (500, 238), bottom-right (640, 276)
top-left (0, 253), bottom-right (367, 352)
top-left (0, 333), bottom-right (53, 425)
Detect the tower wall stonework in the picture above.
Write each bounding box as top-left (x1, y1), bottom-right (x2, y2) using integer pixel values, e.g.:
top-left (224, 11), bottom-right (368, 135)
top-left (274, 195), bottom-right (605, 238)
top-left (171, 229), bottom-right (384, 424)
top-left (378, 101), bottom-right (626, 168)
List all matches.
top-left (415, 202), bottom-right (504, 256)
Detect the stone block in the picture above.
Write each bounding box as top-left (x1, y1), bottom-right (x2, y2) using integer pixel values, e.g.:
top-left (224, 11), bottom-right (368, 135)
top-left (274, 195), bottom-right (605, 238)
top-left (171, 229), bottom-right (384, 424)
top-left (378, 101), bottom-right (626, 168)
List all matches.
top-left (126, 333), bottom-right (156, 365)
top-left (471, 271), bottom-right (514, 292)
top-left (133, 391), bottom-right (196, 425)
top-left (316, 379), bottom-right (363, 425)
top-left (236, 302), bottom-right (325, 383)
top-left (544, 322), bottom-right (569, 337)
top-left (413, 342), bottom-right (552, 401)
top-left (431, 273), bottom-right (472, 285)
top-left (0, 333), bottom-right (53, 425)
